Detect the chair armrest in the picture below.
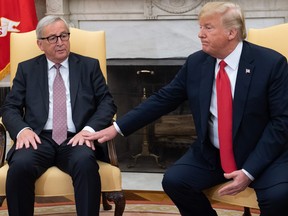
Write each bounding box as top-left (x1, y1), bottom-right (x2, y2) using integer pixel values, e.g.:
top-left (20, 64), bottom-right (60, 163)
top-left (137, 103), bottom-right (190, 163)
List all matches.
top-left (107, 139), bottom-right (119, 167)
top-left (0, 123), bottom-right (6, 167)
top-left (106, 117), bottom-right (119, 167)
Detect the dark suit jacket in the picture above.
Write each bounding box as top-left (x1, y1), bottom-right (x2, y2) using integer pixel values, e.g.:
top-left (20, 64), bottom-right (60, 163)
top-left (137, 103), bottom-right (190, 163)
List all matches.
top-left (116, 41), bottom-right (288, 189)
top-left (1, 52), bottom-right (117, 160)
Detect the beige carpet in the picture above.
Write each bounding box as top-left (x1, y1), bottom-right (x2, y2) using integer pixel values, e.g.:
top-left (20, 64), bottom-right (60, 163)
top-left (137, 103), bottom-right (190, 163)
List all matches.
top-left (0, 202), bottom-right (260, 216)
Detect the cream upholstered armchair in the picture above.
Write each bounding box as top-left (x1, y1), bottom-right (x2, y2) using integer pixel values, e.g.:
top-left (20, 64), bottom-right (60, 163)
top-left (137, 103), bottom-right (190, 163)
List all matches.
top-left (247, 23), bottom-right (288, 58)
top-left (205, 23), bottom-right (288, 216)
top-left (0, 28), bottom-right (125, 216)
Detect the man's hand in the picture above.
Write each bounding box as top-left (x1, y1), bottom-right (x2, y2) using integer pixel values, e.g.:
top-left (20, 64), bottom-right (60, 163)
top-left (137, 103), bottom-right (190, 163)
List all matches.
top-left (68, 130), bottom-right (95, 150)
top-left (218, 170), bottom-right (252, 196)
top-left (16, 128), bottom-right (41, 150)
top-left (82, 125), bottom-right (118, 143)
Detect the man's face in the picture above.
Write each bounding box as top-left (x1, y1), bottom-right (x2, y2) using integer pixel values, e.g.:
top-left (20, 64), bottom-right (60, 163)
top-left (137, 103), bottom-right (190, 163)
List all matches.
top-left (198, 13), bottom-right (231, 59)
top-left (37, 20), bottom-right (70, 63)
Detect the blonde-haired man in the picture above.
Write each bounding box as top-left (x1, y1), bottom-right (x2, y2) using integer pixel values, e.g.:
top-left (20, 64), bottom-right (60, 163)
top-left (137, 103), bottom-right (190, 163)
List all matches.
top-left (85, 2), bottom-right (288, 215)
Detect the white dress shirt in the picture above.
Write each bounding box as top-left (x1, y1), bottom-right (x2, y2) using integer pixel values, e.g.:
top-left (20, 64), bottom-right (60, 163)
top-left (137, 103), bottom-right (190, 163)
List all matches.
top-left (43, 58), bottom-right (76, 133)
top-left (43, 58), bottom-right (94, 133)
top-left (207, 42), bottom-right (254, 179)
top-left (208, 42), bottom-right (242, 149)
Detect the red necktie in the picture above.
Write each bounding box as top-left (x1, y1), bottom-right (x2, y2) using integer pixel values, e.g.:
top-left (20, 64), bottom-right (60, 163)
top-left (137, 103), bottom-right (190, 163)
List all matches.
top-left (52, 64), bottom-right (67, 144)
top-left (216, 60), bottom-right (237, 172)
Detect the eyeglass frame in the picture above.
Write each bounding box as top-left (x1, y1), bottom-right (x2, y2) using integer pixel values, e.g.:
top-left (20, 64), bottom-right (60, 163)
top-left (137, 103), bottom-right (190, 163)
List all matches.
top-left (39, 32), bottom-right (70, 44)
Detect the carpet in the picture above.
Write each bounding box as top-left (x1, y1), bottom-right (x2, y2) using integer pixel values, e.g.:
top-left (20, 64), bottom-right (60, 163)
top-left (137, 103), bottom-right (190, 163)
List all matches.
top-left (0, 202), bottom-right (260, 216)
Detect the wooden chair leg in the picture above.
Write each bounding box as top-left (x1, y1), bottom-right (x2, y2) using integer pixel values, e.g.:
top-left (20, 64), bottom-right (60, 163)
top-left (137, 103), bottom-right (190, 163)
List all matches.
top-left (102, 192), bottom-right (112, 210)
top-left (0, 196), bottom-right (6, 207)
top-left (243, 207), bottom-right (252, 216)
top-left (102, 191), bottom-right (126, 216)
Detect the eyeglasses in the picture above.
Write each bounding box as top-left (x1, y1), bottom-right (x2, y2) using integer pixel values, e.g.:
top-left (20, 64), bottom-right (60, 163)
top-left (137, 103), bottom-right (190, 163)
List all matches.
top-left (39, 33), bottom-right (70, 44)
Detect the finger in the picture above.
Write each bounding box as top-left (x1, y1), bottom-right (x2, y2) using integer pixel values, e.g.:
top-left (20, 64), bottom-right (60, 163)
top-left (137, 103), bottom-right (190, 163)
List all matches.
top-left (85, 140), bottom-right (95, 150)
top-left (30, 141), bottom-right (38, 150)
top-left (84, 132), bottom-right (100, 140)
top-left (218, 183), bottom-right (232, 195)
top-left (34, 134), bottom-right (42, 144)
top-left (16, 141), bottom-right (22, 150)
top-left (223, 172), bottom-right (234, 180)
top-left (68, 137), bottom-right (74, 145)
top-left (28, 137), bottom-right (39, 150)
top-left (219, 185), bottom-right (238, 196)
top-left (98, 136), bottom-right (107, 144)
top-left (218, 187), bottom-right (231, 196)
top-left (28, 139), bottom-right (37, 150)
top-left (24, 140), bottom-right (30, 149)
top-left (91, 142), bottom-right (95, 151)
top-left (72, 137), bottom-right (82, 147)
top-left (85, 139), bottom-right (91, 147)
top-left (72, 140), bottom-right (78, 147)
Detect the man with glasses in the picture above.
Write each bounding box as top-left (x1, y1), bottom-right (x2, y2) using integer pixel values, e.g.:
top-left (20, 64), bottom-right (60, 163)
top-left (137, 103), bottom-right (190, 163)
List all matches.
top-left (0, 15), bottom-right (116, 216)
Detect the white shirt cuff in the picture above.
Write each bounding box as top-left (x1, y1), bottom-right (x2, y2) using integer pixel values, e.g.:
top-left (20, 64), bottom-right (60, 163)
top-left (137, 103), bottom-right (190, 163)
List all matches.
top-left (242, 169), bottom-right (255, 181)
top-left (17, 127), bottom-right (32, 138)
top-left (83, 126), bottom-right (95, 133)
top-left (113, 122), bottom-right (124, 136)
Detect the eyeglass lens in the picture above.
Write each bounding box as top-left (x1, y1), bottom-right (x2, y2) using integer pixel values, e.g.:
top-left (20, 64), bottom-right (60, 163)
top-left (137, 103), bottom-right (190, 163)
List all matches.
top-left (47, 33), bottom-right (70, 43)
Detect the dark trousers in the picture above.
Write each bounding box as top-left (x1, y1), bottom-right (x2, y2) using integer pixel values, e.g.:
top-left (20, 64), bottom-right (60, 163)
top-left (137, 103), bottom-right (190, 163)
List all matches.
top-left (162, 146), bottom-right (288, 216)
top-left (6, 131), bottom-right (101, 216)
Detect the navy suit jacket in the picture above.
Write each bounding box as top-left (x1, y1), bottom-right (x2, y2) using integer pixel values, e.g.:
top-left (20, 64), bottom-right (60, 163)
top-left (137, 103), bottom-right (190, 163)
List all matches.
top-left (117, 41), bottom-right (288, 189)
top-left (1, 52), bottom-right (117, 160)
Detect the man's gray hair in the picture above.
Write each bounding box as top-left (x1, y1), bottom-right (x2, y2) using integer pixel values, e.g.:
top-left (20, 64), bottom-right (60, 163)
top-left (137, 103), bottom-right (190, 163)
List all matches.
top-left (36, 15), bottom-right (69, 39)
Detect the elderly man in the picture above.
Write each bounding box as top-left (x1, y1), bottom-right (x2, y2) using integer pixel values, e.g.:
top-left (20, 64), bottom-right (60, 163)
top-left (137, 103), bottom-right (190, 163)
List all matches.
top-left (1, 15), bottom-right (116, 216)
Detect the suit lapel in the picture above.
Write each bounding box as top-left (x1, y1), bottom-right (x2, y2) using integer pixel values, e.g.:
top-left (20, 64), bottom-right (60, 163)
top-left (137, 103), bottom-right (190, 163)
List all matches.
top-left (68, 53), bottom-right (81, 110)
top-left (199, 56), bottom-right (216, 139)
top-left (36, 55), bottom-right (49, 114)
top-left (233, 42), bottom-right (254, 138)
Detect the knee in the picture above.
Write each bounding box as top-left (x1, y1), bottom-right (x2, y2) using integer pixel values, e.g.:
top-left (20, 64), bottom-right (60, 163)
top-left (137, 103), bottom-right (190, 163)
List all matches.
top-left (162, 167), bottom-right (183, 194)
top-left (267, 187), bottom-right (288, 208)
top-left (71, 154), bottom-right (99, 174)
top-left (257, 183), bottom-right (288, 215)
top-left (8, 158), bottom-right (34, 174)
top-left (7, 159), bottom-right (37, 182)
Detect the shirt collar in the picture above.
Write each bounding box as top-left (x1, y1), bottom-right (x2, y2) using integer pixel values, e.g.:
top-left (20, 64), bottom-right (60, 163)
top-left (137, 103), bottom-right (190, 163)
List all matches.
top-left (217, 41), bottom-right (243, 70)
top-left (47, 57), bottom-right (69, 70)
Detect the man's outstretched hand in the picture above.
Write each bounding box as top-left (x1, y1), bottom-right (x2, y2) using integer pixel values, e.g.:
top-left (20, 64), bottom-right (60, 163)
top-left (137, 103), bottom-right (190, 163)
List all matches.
top-left (82, 125), bottom-right (118, 143)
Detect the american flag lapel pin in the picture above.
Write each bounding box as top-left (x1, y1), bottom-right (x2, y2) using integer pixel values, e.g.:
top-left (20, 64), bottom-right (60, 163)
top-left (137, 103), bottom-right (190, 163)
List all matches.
top-left (245, 69), bottom-right (251, 74)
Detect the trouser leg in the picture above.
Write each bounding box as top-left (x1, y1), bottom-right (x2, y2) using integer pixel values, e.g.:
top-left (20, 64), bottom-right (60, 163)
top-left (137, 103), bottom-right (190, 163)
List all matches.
top-left (6, 134), bottom-right (56, 216)
top-left (256, 182), bottom-right (288, 216)
top-left (162, 147), bottom-right (226, 216)
top-left (57, 143), bottom-right (101, 216)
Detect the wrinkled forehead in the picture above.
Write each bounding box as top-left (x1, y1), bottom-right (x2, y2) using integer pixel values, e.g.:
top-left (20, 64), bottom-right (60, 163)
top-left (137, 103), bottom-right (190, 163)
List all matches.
top-left (42, 20), bottom-right (69, 36)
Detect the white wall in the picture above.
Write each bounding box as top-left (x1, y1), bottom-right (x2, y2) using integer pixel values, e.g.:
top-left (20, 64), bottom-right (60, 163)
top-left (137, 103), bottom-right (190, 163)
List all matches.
top-left (43, 0), bottom-right (288, 59)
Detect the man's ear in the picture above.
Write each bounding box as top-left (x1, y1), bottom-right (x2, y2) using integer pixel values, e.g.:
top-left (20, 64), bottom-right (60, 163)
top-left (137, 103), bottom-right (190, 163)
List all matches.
top-left (228, 28), bottom-right (238, 40)
top-left (37, 40), bottom-right (44, 51)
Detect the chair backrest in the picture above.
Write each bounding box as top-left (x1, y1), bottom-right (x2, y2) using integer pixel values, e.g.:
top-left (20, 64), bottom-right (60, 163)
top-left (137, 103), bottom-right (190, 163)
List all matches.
top-left (247, 23), bottom-right (288, 59)
top-left (10, 28), bottom-right (107, 86)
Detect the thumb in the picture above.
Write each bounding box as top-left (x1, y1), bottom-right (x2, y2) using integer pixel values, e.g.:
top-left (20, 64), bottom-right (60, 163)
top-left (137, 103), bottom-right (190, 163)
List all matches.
top-left (223, 172), bottom-right (234, 180)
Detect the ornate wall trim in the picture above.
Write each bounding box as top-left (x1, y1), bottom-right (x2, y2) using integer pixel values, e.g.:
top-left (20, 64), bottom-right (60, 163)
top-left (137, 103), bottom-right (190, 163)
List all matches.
top-left (152, 0), bottom-right (203, 14)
